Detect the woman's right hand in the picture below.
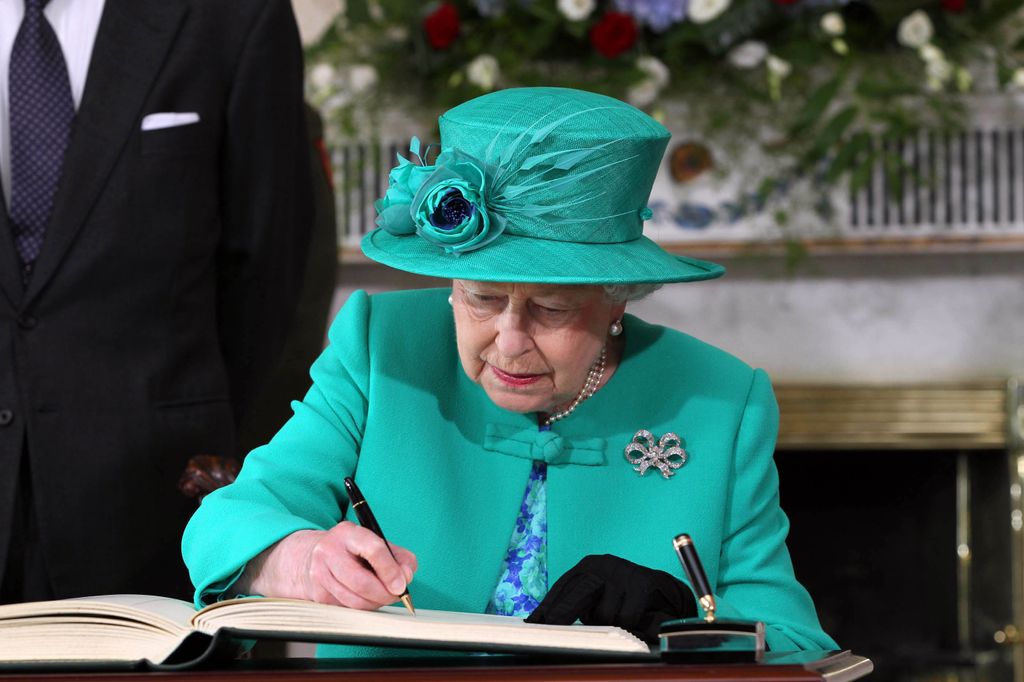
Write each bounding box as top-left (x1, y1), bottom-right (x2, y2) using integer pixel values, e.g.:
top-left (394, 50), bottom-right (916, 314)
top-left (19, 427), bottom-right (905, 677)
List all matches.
top-left (240, 521), bottom-right (418, 610)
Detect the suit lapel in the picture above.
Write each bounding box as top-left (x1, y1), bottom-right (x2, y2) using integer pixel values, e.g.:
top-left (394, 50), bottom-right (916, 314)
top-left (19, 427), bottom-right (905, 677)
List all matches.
top-left (23, 0), bottom-right (188, 306)
top-left (0, 199), bottom-right (21, 307)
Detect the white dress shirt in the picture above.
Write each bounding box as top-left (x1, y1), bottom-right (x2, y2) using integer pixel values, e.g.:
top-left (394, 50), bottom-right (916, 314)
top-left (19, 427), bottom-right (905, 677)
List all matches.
top-left (0, 0), bottom-right (106, 205)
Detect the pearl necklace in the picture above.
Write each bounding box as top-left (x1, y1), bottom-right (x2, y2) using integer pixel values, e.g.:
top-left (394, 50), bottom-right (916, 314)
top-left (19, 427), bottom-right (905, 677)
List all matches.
top-left (543, 346), bottom-right (607, 426)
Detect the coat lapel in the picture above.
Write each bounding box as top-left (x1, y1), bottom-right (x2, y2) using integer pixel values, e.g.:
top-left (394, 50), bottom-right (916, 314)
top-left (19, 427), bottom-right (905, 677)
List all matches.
top-left (22, 0), bottom-right (187, 306)
top-left (0, 195), bottom-right (22, 307)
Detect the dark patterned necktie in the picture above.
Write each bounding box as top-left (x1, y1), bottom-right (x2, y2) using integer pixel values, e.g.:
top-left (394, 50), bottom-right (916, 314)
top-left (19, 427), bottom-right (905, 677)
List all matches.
top-left (8, 0), bottom-right (74, 277)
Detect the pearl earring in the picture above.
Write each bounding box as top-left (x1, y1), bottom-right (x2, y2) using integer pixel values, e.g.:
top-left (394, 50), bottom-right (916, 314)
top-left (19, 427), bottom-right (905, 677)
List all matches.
top-left (448, 294), bottom-right (453, 305)
top-left (609, 319), bottom-right (623, 337)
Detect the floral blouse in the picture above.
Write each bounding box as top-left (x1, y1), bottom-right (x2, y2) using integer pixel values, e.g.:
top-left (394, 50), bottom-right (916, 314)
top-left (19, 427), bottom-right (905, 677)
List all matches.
top-left (487, 458), bottom-right (548, 617)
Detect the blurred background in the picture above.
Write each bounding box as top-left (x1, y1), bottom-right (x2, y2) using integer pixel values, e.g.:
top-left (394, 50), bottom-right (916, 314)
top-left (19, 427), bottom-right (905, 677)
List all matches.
top-left (289, 2), bottom-right (1024, 679)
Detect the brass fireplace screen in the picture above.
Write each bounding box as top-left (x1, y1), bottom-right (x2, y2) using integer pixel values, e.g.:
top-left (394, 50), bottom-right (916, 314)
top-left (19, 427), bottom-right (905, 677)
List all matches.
top-left (773, 379), bottom-right (1024, 682)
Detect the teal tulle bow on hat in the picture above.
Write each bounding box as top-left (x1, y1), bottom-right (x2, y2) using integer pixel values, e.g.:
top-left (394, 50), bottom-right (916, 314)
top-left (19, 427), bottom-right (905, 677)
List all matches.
top-left (364, 87), bottom-right (725, 285)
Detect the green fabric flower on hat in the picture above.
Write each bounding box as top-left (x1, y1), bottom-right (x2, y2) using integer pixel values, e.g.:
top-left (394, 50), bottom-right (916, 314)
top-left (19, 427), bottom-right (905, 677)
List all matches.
top-left (413, 153), bottom-right (504, 254)
top-left (375, 140), bottom-right (505, 255)
top-left (373, 141), bottom-right (435, 236)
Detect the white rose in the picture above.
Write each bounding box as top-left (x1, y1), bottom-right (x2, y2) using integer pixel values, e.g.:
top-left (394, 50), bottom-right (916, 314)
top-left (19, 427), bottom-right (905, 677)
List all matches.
top-left (820, 12), bottom-right (845, 37)
top-left (727, 40), bottom-right (767, 69)
top-left (767, 55), bottom-right (792, 79)
top-left (918, 44), bottom-right (944, 63)
top-left (291, 0), bottom-right (345, 46)
top-left (688, 0), bottom-right (730, 25)
top-left (637, 56), bottom-right (670, 89)
top-left (926, 57), bottom-right (953, 83)
top-left (627, 79), bottom-right (660, 108)
top-left (347, 64), bottom-right (379, 94)
top-left (466, 54), bottom-right (500, 91)
top-left (309, 62), bottom-right (337, 92)
top-left (898, 10), bottom-right (934, 49)
top-left (557, 0), bottom-right (595, 22)
top-left (1012, 68), bottom-right (1024, 90)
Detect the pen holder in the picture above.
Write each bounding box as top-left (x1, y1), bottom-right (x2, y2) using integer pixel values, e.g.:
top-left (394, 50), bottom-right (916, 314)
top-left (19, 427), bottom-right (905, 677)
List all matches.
top-left (658, 617), bottom-right (766, 663)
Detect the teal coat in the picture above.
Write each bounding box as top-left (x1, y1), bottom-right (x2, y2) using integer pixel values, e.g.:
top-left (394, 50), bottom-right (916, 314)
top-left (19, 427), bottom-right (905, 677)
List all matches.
top-left (182, 288), bottom-right (836, 655)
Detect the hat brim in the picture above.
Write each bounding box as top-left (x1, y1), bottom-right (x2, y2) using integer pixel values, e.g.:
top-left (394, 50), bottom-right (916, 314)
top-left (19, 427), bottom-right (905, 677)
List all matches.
top-left (361, 228), bottom-right (725, 285)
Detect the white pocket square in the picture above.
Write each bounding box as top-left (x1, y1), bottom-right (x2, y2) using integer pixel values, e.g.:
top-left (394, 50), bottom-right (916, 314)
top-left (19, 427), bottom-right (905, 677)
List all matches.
top-left (141, 112), bottom-right (200, 131)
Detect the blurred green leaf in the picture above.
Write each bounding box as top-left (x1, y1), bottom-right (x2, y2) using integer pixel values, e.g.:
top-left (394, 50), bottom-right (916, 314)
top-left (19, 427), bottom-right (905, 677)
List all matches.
top-left (344, 0), bottom-right (372, 23)
top-left (882, 149), bottom-right (905, 198)
top-left (849, 141), bottom-right (877, 194)
top-left (802, 105), bottom-right (858, 168)
top-left (788, 72), bottom-right (845, 138)
top-left (973, 0), bottom-right (1023, 30)
top-left (564, 21), bottom-right (587, 40)
top-left (826, 130), bottom-right (871, 184)
top-left (523, 3), bottom-right (561, 24)
top-left (854, 77), bottom-right (919, 99)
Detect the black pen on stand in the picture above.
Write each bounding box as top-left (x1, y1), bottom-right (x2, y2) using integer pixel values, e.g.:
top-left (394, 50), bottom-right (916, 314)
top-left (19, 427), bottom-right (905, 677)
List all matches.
top-left (672, 533), bottom-right (715, 623)
top-left (660, 533), bottom-right (766, 660)
top-left (343, 477), bottom-right (415, 615)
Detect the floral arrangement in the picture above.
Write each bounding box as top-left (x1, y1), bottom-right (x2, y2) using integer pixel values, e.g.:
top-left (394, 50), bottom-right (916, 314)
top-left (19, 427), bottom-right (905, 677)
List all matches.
top-left (302, 0), bottom-right (1024, 220)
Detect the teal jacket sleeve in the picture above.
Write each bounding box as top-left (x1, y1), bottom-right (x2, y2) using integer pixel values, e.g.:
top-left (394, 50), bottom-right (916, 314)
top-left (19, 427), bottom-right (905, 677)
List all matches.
top-left (181, 291), bottom-right (373, 607)
top-left (710, 369), bottom-right (838, 651)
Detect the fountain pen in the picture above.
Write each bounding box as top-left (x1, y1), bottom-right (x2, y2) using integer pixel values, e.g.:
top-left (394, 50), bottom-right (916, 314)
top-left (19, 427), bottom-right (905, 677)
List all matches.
top-left (343, 477), bottom-right (416, 615)
top-left (673, 533), bottom-right (715, 622)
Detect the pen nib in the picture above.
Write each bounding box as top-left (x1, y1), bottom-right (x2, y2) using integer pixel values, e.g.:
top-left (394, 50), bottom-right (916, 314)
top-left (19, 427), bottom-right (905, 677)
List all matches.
top-left (400, 594), bottom-right (416, 616)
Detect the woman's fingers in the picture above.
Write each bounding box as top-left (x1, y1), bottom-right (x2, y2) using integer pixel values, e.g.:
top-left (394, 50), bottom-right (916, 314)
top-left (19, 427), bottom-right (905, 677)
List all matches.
top-left (303, 521), bottom-right (418, 609)
top-left (340, 524), bottom-right (409, 596)
top-left (320, 559), bottom-right (393, 610)
top-left (306, 566), bottom-right (381, 610)
top-left (390, 543), bottom-right (418, 583)
top-left (329, 550), bottom-right (402, 606)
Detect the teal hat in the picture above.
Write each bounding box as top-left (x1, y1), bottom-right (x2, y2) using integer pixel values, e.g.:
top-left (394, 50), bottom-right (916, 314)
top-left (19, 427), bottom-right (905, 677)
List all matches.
top-left (362, 87), bottom-right (724, 285)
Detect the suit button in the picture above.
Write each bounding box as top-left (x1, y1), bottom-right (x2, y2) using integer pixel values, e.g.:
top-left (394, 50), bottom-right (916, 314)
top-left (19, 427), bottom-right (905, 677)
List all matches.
top-left (0, 410), bottom-right (13, 426)
top-left (17, 315), bottom-right (36, 329)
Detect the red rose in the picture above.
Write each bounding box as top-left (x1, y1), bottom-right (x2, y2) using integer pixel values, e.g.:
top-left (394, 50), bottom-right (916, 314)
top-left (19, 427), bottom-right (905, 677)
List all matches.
top-left (424, 2), bottom-right (459, 50)
top-left (942, 0), bottom-right (965, 11)
top-left (589, 12), bottom-right (637, 59)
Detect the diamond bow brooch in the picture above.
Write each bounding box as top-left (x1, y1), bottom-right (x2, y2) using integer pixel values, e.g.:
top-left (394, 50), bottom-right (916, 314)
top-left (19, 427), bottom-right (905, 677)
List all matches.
top-left (624, 430), bottom-right (687, 479)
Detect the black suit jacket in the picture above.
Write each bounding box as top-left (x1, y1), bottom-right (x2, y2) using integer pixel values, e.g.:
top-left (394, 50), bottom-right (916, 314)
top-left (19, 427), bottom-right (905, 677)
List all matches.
top-left (0, 0), bottom-right (312, 599)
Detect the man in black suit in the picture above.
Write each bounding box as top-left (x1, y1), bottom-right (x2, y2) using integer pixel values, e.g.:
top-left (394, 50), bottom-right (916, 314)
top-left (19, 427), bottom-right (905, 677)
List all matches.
top-left (0, 0), bottom-right (312, 602)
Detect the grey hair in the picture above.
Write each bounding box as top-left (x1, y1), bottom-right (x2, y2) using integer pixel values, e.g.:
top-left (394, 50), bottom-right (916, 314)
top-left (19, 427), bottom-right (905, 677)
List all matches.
top-left (601, 284), bottom-right (662, 302)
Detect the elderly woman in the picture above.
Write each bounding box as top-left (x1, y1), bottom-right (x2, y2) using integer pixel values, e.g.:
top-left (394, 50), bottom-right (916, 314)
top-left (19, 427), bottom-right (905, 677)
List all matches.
top-left (182, 87), bottom-right (836, 655)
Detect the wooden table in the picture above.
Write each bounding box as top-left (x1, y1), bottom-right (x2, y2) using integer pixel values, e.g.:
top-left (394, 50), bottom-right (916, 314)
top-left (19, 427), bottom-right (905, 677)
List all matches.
top-left (0, 651), bottom-right (872, 681)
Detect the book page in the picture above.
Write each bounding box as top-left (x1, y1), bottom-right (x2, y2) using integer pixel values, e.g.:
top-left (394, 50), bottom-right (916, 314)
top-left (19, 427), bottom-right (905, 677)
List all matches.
top-left (0, 595), bottom-right (194, 635)
top-left (194, 598), bottom-right (650, 656)
top-left (0, 595), bottom-right (196, 664)
top-left (0, 621), bottom-right (187, 664)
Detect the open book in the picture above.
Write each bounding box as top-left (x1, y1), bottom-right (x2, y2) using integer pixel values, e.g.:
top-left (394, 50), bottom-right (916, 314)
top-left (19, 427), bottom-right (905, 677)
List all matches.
top-left (0, 595), bottom-right (652, 669)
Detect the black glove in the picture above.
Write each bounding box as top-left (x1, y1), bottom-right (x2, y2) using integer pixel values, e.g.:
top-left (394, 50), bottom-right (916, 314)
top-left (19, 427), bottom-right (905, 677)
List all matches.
top-left (525, 554), bottom-right (697, 642)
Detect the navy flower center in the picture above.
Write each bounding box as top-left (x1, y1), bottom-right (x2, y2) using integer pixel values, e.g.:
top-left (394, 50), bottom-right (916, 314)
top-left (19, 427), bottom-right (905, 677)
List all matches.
top-left (430, 189), bottom-right (475, 230)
